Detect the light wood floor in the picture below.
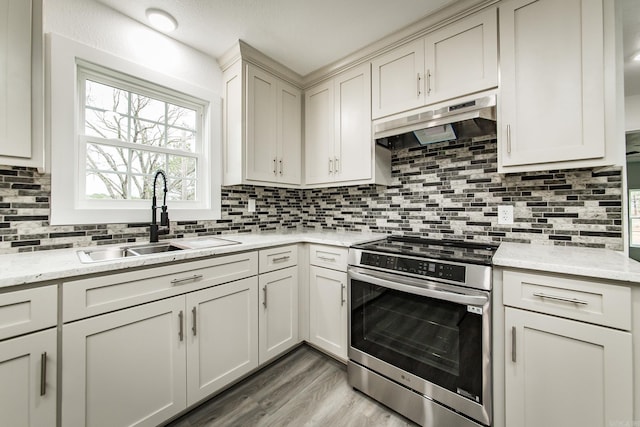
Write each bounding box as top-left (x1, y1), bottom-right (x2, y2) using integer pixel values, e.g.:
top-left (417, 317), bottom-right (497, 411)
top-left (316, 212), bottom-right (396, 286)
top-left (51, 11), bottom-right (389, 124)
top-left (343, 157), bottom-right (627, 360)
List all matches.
top-left (166, 345), bottom-right (418, 427)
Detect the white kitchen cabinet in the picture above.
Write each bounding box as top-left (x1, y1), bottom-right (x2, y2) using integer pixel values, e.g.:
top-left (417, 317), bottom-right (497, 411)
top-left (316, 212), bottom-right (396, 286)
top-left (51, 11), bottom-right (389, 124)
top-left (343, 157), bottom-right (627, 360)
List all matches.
top-left (0, 328), bottom-right (56, 427)
top-left (0, 0), bottom-right (44, 169)
top-left (371, 7), bottom-right (497, 119)
top-left (222, 57), bottom-right (302, 187)
top-left (63, 276), bottom-right (259, 427)
top-left (259, 266), bottom-right (299, 364)
top-left (498, 0), bottom-right (618, 172)
top-left (62, 297), bottom-right (187, 427)
top-left (186, 277), bottom-right (259, 405)
top-left (505, 308), bottom-right (633, 427)
top-left (499, 268), bottom-right (634, 427)
top-left (309, 264), bottom-right (348, 361)
top-left (305, 63), bottom-right (389, 187)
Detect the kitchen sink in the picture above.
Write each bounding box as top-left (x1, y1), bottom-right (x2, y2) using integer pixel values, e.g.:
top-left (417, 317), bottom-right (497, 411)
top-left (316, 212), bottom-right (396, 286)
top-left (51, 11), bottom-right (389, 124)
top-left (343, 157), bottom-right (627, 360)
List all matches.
top-left (176, 236), bottom-right (241, 249)
top-left (77, 242), bottom-right (184, 263)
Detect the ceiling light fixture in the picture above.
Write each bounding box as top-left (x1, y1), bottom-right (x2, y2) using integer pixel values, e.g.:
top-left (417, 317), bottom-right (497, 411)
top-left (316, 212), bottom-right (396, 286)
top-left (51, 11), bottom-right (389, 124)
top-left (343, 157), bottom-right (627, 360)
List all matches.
top-left (145, 8), bottom-right (178, 33)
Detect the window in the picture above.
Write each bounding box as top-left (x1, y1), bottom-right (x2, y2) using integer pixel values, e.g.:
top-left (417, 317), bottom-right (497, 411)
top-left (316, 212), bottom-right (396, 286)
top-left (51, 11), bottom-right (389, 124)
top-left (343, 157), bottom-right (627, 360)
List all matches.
top-left (630, 189), bottom-right (640, 247)
top-left (49, 34), bottom-right (221, 225)
top-left (79, 66), bottom-right (202, 203)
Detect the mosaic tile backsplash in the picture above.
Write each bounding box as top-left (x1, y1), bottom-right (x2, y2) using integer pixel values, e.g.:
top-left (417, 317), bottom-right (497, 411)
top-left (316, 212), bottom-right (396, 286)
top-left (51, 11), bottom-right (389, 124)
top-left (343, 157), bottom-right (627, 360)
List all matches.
top-left (0, 138), bottom-right (623, 254)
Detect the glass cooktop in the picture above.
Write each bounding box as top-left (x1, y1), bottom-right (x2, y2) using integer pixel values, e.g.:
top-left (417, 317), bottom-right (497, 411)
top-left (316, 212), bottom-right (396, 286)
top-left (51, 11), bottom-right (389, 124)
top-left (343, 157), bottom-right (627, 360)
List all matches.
top-left (352, 236), bottom-right (498, 266)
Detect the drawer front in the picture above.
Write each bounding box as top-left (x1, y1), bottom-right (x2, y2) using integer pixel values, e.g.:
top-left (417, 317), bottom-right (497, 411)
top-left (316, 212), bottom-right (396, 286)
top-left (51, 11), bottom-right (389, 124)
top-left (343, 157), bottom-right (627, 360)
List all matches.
top-left (259, 245), bottom-right (298, 273)
top-left (502, 269), bottom-right (631, 330)
top-left (0, 285), bottom-right (57, 340)
top-left (309, 244), bottom-right (348, 271)
top-left (63, 252), bottom-right (258, 322)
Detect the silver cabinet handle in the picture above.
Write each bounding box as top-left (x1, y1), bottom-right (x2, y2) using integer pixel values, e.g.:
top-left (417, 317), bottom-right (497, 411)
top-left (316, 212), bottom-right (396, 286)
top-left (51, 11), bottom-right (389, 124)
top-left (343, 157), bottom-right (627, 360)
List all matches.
top-left (263, 285), bottom-right (268, 308)
top-left (334, 157), bottom-right (339, 173)
top-left (426, 69), bottom-right (431, 94)
top-left (533, 292), bottom-right (588, 305)
top-left (318, 255), bottom-right (336, 262)
top-left (171, 274), bottom-right (203, 285)
top-left (178, 310), bottom-right (184, 341)
top-left (272, 255), bottom-right (290, 263)
top-left (417, 73), bottom-right (421, 97)
top-left (341, 284), bottom-right (346, 306)
top-left (506, 125), bottom-right (511, 154)
top-left (40, 352), bottom-right (47, 396)
top-left (192, 307), bottom-right (197, 336)
top-left (279, 159), bottom-right (283, 175)
top-left (328, 158), bottom-right (333, 174)
top-left (511, 326), bottom-right (516, 363)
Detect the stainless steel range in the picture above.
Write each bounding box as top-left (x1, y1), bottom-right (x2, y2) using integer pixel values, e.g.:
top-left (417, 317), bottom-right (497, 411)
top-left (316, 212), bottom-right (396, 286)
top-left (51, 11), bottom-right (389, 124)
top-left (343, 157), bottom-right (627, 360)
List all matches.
top-left (347, 236), bottom-right (497, 427)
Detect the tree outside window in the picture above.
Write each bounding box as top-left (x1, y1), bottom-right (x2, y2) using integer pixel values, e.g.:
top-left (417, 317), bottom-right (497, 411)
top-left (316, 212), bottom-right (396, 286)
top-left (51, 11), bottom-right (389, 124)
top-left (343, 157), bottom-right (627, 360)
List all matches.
top-left (629, 189), bottom-right (640, 247)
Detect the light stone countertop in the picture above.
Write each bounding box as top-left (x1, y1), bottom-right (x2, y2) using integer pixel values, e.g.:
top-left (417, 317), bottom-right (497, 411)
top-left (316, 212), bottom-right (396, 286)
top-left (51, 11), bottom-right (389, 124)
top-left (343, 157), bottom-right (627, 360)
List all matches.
top-left (0, 229), bottom-right (385, 289)
top-left (493, 242), bottom-right (640, 284)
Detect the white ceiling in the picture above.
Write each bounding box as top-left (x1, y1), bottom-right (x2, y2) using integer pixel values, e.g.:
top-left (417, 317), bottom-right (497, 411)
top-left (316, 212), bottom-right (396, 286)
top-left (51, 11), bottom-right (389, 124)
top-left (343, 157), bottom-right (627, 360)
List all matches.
top-left (95, 0), bottom-right (457, 76)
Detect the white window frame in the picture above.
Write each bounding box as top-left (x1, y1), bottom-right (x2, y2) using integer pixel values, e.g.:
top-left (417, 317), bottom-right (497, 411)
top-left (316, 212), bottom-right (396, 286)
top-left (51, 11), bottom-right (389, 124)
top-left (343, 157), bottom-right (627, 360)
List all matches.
top-left (49, 33), bottom-right (221, 225)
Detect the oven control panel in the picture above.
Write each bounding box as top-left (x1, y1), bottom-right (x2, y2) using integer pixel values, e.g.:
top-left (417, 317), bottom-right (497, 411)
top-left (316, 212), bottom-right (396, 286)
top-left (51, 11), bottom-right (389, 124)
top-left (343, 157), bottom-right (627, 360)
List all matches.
top-left (360, 252), bottom-right (466, 283)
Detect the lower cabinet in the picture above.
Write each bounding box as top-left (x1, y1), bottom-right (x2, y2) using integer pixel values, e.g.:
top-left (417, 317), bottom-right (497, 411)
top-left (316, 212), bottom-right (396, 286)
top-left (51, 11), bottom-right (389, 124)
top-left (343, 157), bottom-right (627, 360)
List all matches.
top-left (308, 265), bottom-right (348, 361)
top-left (0, 328), bottom-right (56, 427)
top-left (504, 308), bottom-right (633, 427)
top-left (258, 266), bottom-right (299, 364)
top-left (62, 277), bottom-right (258, 427)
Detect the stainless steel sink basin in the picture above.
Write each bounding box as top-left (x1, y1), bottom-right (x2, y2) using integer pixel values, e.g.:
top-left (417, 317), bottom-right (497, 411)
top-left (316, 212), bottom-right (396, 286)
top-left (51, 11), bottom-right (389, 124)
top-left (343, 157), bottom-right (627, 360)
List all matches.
top-left (77, 242), bottom-right (184, 263)
top-left (126, 243), bottom-right (184, 256)
top-left (175, 236), bottom-right (241, 249)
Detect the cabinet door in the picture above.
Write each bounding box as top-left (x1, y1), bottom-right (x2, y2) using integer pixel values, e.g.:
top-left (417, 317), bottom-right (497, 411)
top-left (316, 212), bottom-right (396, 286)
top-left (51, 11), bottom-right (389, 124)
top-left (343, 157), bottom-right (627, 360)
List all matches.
top-left (309, 265), bottom-right (347, 361)
top-left (371, 38), bottom-right (425, 119)
top-left (277, 80), bottom-right (302, 185)
top-left (259, 266), bottom-right (299, 364)
top-left (499, 0), bottom-right (605, 167)
top-left (62, 297), bottom-right (186, 427)
top-left (424, 7), bottom-right (497, 105)
top-left (246, 64), bottom-right (278, 182)
top-left (0, 0), bottom-right (32, 159)
top-left (505, 308), bottom-right (633, 427)
top-left (186, 277), bottom-right (258, 405)
top-left (0, 328), bottom-right (56, 427)
top-left (305, 80), bottom-right (335, 185)
top-left (334, 63), bottom-right (372, 183)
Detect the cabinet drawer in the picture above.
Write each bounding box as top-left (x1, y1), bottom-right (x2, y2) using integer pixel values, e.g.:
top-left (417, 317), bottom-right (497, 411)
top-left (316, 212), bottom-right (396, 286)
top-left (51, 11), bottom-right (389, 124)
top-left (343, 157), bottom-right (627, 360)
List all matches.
top-left (309, 244), bottom-right (348, 271)
top-left (63, 252), bottom-right (258, 322)
top-left (259, 245), bottom-right (298, 273)
top-left (502, 269), bottom-right (631, 330)
top-left (0, 285), bottom-right (57, 341)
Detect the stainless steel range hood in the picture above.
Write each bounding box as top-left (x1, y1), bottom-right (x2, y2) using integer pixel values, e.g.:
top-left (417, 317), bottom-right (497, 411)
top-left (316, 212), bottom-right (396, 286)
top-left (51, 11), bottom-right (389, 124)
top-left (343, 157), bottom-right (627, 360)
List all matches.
top-left (375, 95), bottom-right (496, 150)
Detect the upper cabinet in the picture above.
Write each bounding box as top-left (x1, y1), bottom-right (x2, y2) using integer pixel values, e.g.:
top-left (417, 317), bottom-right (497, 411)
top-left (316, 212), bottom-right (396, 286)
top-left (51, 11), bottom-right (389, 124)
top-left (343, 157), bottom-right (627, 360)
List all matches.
top-left (305, 63), bottom-right (391, 187)
top-left (0, 0), bottom-right (44, 170)
top-left (498, 0), bottom-right (620, 172)
top-left (371, 7), bottom-right (498, 120)
top-left (221, 47), bottom-right (302, 188)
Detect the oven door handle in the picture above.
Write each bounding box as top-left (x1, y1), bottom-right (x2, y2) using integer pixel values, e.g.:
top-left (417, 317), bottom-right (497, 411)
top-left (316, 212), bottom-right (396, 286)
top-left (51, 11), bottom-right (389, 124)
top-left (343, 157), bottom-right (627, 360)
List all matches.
top-left (348, 269), bottom-right (488, 307)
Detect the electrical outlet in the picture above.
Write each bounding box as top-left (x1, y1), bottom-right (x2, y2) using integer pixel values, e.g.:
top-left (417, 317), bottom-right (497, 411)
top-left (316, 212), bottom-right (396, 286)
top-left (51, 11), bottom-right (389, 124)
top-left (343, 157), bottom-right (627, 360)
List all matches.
top-left (497, 205), bottom-right (514, 225)
top-left (248, 199), bottom-right (256, 213)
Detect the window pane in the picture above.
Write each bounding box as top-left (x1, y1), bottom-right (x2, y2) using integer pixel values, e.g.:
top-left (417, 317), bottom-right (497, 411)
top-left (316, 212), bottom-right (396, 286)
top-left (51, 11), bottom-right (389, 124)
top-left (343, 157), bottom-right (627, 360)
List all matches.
top-left (86, 172), bottom-right (128, 199)
top-left (85, 108), bottom-right (128, 141)
top-left (130, 149), bottom-right (166, 175)
top-left (131, 118), bottom-right (165, 146)
top-left (87, 143), bottom-right (129, 173)
top-left (167, 155), bottom-right (196, 179)
top-left (86, 80), bottom-right (128, 114)
top-left (630, 190), bottom-right (640, 217)
top-left (631, 218), bottom-right (640, 247)
top-left (131, 93), bottom-right (166, 123)
top-left (168, 103), bottom-right (196, 131)
top-left (130, 174), bottom-right (155, 200)
top-left (168, 179), bottom-right (196, 201)
top-left (167, 127), bottom-right (195, 151)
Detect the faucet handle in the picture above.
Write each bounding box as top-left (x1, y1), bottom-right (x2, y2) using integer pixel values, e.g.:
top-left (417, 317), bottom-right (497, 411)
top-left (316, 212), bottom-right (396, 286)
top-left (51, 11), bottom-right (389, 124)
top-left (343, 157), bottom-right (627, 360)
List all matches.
top-left (161, 208), bottom-right (169, 227)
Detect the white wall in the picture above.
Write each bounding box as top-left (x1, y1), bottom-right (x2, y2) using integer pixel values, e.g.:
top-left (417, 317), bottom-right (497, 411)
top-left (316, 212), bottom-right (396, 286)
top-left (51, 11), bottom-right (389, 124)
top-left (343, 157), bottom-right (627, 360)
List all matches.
top-left (626, 94), bottom-right (640, 131)
top-left (43, 0), bottom-right (222, 94)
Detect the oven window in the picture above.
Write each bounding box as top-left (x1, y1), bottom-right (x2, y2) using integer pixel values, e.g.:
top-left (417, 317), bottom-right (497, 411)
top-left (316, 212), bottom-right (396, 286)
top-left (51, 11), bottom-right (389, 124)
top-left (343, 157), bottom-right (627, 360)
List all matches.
top-left (350, 279), bottom-right (484, 403)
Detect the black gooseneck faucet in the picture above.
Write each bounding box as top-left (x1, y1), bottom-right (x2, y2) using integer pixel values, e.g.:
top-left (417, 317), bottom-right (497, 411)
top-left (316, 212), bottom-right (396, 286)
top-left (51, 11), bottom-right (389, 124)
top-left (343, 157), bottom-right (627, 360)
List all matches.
top-left (150, 170), bottom-right (170, 243)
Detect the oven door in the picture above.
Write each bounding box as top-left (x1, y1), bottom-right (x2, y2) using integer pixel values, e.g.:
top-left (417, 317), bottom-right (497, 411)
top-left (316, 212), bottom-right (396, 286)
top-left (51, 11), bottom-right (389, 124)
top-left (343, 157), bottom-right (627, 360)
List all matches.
top-left (348, 266), bottom-right (491, 426)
